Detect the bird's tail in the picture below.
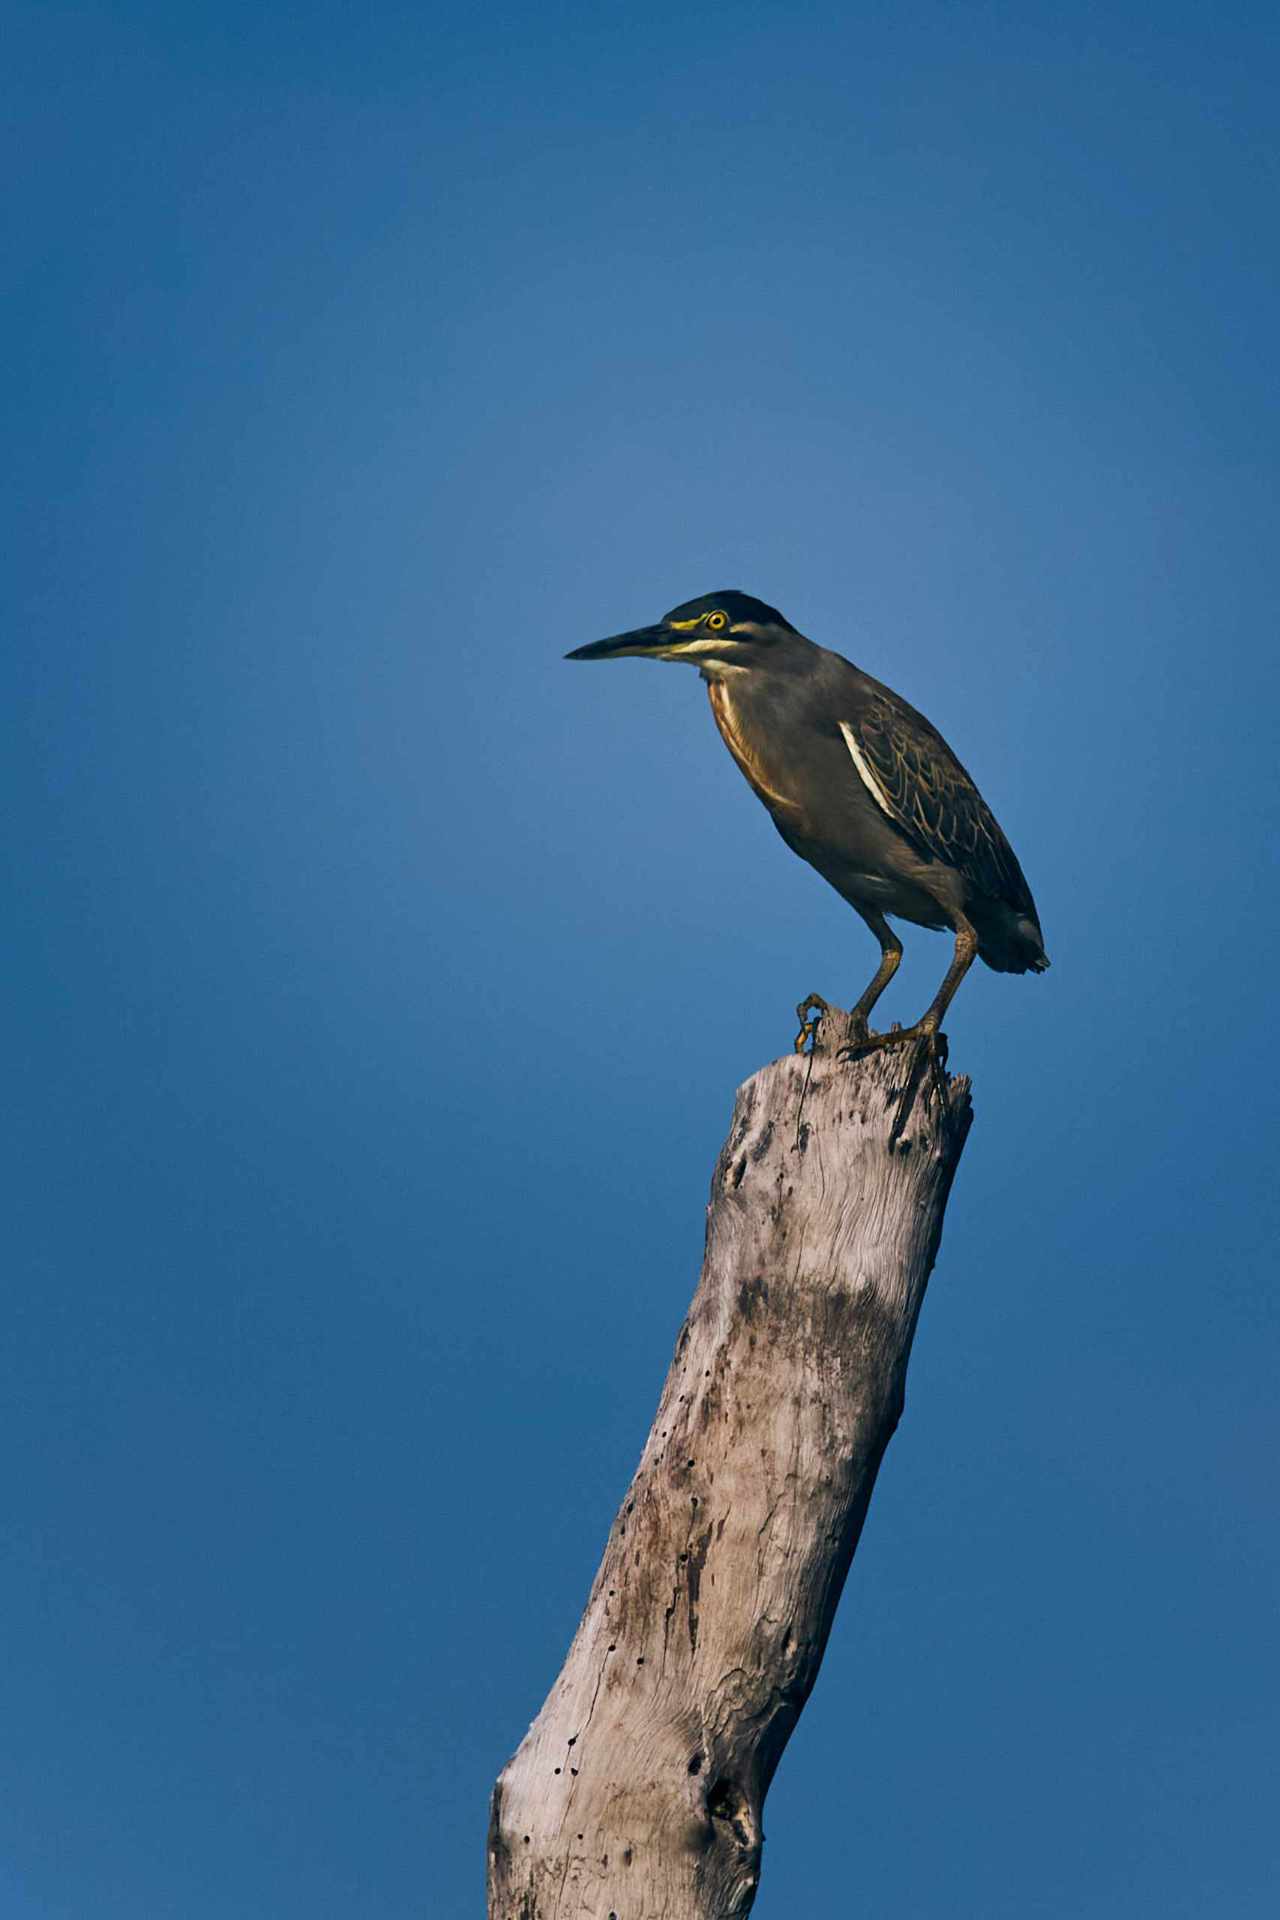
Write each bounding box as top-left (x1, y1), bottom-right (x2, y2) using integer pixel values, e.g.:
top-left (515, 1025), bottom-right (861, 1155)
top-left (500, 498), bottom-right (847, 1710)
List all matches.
top-left (977, 912), bottom-right (1050, 976)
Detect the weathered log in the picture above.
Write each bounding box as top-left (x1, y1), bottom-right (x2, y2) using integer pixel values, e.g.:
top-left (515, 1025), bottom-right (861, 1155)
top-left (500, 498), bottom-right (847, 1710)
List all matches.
top-left (489, 1008), bottom-right (973, 1919)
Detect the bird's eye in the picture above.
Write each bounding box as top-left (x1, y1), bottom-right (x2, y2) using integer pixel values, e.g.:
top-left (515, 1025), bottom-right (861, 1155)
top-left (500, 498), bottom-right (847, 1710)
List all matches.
top-left (707, 610), bottom-right (728, 631)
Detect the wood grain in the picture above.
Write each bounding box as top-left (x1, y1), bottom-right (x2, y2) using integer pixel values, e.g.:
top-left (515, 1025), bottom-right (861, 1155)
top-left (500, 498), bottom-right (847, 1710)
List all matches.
top-left (489, 1011), bottom-right (973, 1918)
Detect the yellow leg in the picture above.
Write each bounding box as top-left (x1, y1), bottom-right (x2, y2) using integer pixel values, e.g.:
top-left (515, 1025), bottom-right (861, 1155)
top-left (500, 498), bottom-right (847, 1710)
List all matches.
top-left (847, 912), bottom-right (904, 1041)
top-left (840, 915), bottom-right (978, 1060)
top-left (918, 916), bottom-right (979, 1034)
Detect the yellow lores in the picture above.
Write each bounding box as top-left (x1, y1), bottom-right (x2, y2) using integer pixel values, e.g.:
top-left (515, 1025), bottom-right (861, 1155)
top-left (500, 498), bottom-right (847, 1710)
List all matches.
top-left (668, 612), bottom-right (727, 633)
top-left (656, 611), bottom-right (742, 661)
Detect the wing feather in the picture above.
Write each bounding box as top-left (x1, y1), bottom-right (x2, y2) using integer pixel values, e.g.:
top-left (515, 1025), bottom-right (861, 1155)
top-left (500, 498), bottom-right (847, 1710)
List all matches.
top-left (843, 690), bottom-right (1037, 916)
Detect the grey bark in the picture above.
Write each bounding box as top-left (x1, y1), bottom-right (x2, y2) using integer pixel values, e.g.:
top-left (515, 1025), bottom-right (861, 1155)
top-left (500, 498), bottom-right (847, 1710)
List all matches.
top-left (488, 1007), bottom-right (973, 1919)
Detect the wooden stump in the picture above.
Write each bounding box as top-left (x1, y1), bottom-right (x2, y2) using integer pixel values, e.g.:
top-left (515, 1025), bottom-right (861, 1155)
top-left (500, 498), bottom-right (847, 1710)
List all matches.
top-left (489, 1009), bottom-right (973, 1919)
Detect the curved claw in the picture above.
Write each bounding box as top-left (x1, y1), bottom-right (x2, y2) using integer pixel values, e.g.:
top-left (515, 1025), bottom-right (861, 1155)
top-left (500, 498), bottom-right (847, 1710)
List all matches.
top-left (794, 992), bottom-right (830, 1055)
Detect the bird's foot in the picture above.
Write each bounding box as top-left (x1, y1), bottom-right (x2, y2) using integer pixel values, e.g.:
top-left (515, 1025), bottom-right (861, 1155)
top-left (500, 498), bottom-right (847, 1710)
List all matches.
top-left (841, 1019), bottom-right (947, 1061)
top-left (794, 993), bottom-right (830, 1055)
top-left (838, 1019), bottom-right (916, 1061)
top-left (844, 1010), bottom-right (872, 1047)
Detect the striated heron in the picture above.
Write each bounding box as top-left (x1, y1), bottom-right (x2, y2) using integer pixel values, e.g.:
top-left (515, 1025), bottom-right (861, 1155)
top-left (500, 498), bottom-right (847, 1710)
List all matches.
top-left (567, 590), bottom-right (1048, 1054)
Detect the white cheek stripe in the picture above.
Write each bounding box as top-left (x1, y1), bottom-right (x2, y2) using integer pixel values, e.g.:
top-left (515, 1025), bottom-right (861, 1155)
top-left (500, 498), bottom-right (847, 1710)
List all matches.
top-left (671, 636), bottom-right (736, 655)
top-left (839, 721), bottom-right (896, 820)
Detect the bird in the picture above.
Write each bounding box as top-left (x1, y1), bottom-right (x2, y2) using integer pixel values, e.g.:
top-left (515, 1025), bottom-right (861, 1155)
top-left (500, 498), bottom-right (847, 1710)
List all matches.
top-left (566, 589), bottom-right (1048, 1055)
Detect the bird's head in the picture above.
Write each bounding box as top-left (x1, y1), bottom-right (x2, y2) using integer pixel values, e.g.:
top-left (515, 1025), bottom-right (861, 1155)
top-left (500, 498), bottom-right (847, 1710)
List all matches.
top-left (566, 590), bottom-right (798, 675)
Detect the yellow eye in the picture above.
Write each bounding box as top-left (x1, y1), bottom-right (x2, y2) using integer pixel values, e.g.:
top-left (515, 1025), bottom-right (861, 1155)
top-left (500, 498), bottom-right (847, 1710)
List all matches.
top-left (707, 610), bottom-right (728, 631)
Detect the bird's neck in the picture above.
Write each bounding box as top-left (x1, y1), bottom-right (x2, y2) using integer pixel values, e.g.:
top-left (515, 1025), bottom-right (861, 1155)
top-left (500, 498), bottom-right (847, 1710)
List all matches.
top-left (705, 677), bottom-right (795, 812)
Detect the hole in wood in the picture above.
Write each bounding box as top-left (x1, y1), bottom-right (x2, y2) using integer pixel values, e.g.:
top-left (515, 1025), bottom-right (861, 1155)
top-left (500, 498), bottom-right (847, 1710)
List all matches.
top-left (706, 1778), bottom-right (753, 1850)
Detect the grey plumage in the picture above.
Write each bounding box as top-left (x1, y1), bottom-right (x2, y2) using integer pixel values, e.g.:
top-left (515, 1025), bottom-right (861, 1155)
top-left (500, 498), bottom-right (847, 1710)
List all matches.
top-left (567, 589), bottom-right (1048, 1044)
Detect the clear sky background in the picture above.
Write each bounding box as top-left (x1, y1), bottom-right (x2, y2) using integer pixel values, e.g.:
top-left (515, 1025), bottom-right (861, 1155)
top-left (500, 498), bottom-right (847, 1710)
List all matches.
top-left (5, 3), bottom-right (1279, 1915)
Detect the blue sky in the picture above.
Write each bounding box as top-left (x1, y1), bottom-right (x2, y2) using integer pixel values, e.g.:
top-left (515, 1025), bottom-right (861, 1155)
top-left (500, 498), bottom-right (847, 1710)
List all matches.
top-left (4, 2), bottom-right (1278, 1914)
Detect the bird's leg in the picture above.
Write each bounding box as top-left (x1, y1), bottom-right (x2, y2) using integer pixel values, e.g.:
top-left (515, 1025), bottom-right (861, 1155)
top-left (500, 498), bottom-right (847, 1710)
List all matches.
top-left (845, 912), bottom-right (903, 1045)
top-left (796, 909), bottom-right (900, 1053)
top-left (916, 914), bottom-right (979, 1038)
top-left (841, 914), bottom-right (977, 1066)
top-left (879, 917), bottom-right (977, 1147)
top-left (794, 993), bottom-right (830, 1055)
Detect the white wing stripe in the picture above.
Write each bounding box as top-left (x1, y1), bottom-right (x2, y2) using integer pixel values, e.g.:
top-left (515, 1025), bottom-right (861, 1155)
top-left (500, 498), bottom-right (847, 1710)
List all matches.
top-left (839, 721), bottom-right (896, 820)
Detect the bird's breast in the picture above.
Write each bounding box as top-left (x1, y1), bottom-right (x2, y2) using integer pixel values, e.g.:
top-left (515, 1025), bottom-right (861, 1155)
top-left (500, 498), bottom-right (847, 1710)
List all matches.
top-left (706, 680), bottom-right (797, 814)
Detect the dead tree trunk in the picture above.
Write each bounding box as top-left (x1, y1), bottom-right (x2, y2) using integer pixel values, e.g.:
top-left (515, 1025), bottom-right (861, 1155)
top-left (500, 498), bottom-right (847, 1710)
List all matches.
top-left (489, 1008), bottom-right (973, 1919)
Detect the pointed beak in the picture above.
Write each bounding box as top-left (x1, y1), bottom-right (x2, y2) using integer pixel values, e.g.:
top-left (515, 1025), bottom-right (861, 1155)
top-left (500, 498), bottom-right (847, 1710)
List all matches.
top-left (565, 623), bottom-right (673, 662)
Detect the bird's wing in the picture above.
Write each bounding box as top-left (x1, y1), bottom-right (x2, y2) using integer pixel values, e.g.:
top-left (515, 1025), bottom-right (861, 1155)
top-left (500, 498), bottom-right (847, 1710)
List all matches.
top-left (840, 687), bottom-right (1037, 915)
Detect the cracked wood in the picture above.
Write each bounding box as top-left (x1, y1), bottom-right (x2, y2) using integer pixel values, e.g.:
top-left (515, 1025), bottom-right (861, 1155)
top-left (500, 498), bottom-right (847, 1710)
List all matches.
top-left (488, 1010), bottom-right (973, 1918)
